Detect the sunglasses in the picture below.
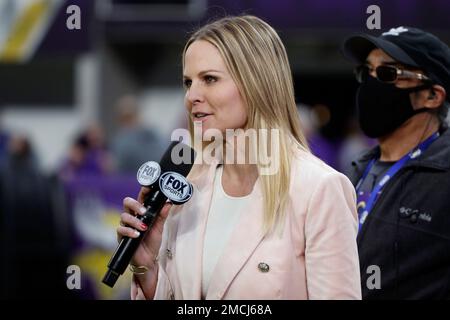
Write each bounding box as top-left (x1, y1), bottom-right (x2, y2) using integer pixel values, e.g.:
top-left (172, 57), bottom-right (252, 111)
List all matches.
top-left (354, 65), bottom-right (432, 84)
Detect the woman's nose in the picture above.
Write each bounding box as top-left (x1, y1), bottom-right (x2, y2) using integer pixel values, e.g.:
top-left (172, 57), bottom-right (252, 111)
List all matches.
top-left (186, 81), bottom-right (205, 105)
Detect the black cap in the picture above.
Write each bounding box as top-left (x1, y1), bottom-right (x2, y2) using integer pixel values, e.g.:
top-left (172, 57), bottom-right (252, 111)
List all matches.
top-left (342, 26), bottom-right (450, 100)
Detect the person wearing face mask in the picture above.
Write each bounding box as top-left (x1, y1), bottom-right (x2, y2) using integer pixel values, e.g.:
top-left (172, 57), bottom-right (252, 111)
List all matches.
top-left (342, 26), bottom-right (450, 299)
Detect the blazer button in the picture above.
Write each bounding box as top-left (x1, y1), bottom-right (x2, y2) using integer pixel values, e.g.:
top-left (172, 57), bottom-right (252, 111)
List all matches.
top-left (169, 291), bottom-right (175, 300)
top-left (258, 262), bottom-right (270, 273)
top-left (166, 249), bottom-right (173, 259)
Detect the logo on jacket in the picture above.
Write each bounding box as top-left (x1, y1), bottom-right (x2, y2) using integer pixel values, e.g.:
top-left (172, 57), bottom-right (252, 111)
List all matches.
top-left (399, 206), bottom-right (432, 223)
top-left (159, 171), bottom-right (193, 204)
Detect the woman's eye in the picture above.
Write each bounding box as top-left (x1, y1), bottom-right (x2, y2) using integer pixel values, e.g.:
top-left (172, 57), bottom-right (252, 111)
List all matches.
top-left (183, 79), bottom-right (192, 88)
top-left (204, 75), bottom-right (217, 84)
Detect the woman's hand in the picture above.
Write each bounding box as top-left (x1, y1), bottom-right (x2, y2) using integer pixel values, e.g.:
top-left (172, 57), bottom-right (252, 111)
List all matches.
top-left (116, 187), bottom-right (172, 269)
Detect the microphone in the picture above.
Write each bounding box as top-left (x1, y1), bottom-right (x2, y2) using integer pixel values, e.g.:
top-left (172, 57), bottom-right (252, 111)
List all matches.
top-left (102, 141), bottom-right (196, 288)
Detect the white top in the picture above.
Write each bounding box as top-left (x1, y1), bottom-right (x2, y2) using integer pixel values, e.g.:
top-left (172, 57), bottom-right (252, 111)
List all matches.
top-left (201, 165), bottom-right (253, 298)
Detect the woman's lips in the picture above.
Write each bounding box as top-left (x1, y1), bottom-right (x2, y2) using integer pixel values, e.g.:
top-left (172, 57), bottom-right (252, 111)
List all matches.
top-left (192, 113), bottom-right (212, 123)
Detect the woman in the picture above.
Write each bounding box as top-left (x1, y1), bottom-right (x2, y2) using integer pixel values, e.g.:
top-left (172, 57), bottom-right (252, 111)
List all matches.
top-left (117, 15), bottom-right (361, 299)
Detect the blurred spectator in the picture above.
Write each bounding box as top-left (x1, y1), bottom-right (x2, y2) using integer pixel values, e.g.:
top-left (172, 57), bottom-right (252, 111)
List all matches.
top-left (0, 134), bottom-right (70, 299)
top-left (0, 129), bottom-right (9, 166)
top-left (298, 103), bottom-right (341, 168)
top-left (337, 117), bottom-right (376, 176)
top-left (60, 124), bottom-right (112, 180)
top-left (111, 95), bottom-right (164, 174)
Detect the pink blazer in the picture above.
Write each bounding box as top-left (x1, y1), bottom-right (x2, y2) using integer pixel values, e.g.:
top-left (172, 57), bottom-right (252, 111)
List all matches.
top-left (132, 147), bottom-right (361, 300)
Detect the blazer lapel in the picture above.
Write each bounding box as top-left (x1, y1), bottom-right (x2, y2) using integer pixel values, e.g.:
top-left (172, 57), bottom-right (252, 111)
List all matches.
top-left (206, 180), bottom-right (264, 299)
top-left (175, 161), bottom-right (218, 299)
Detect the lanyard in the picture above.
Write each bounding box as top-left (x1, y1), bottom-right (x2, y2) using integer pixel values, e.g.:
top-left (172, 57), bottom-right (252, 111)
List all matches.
top-left (356, 131), bottom-right (440, 232)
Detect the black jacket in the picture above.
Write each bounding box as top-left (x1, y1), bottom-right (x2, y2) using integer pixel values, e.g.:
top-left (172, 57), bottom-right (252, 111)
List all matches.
top-left (348, 126), bottom-right (450, 299)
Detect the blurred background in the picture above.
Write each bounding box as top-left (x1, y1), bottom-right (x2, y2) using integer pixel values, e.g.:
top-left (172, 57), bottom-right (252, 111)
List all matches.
top-left (0, 0), bottom-right (449, 299)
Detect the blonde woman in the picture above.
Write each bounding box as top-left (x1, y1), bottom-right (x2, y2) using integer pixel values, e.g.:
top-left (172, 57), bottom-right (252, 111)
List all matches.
top-left (117, 15), bottom-right (361, 300)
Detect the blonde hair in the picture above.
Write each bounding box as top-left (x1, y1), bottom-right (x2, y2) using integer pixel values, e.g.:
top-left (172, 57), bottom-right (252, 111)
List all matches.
top-left (183, 15), bottom-right (309, 233)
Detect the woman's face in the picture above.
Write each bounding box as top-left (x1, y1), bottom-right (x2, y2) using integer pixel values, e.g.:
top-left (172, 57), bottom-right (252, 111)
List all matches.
top-left (183, 40), bottom-right (248, 135)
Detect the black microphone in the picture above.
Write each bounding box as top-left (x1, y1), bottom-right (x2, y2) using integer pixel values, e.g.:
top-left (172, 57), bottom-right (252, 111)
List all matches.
top-left (102, 141), bottom-right (196, 288)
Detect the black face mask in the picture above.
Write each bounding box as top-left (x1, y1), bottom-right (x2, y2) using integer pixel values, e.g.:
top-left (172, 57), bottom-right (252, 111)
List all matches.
top-left (356, 75), bottom-right (431, 138)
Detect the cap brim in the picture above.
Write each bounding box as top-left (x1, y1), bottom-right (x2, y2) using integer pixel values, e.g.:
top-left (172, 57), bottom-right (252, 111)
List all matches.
top-left (341, 34), bottom-right (418, 67)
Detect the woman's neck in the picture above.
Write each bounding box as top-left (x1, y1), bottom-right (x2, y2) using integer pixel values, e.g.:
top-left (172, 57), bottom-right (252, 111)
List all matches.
top-left (221, 163), bottom-right (258, 197)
